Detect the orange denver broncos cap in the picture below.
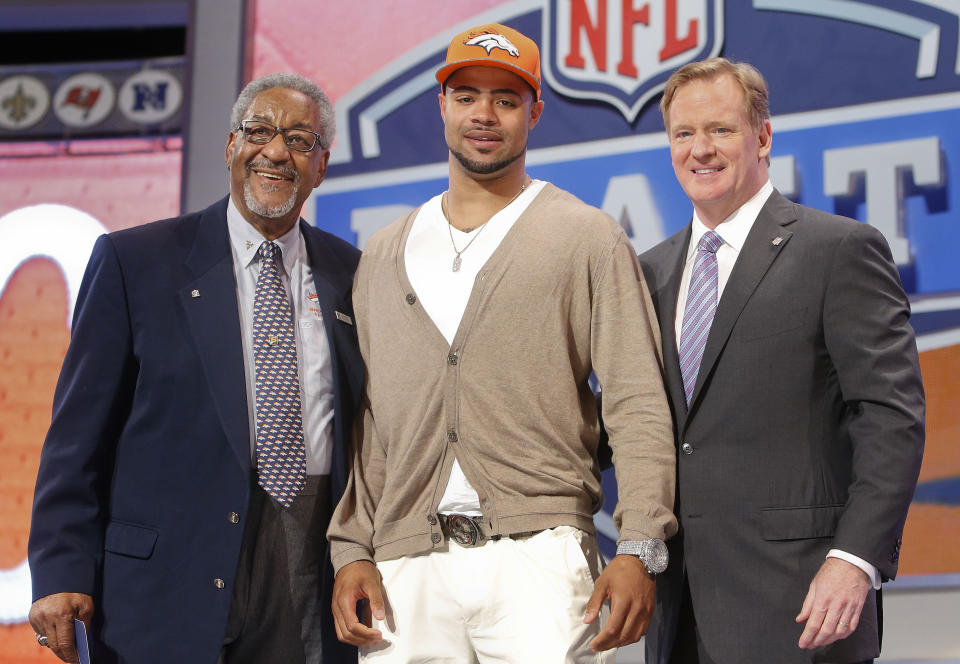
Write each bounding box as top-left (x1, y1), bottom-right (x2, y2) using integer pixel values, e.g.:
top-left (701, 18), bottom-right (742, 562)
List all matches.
top-left (436, 23), bottom-right (541, 99)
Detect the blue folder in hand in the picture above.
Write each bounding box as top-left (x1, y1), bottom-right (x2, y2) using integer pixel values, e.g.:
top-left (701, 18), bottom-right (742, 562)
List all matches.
top-left (74, 618), bottom-right (91, 664)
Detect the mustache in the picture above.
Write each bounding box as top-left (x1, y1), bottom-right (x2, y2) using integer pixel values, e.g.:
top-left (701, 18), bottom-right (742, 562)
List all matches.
top-left (463, 125), bottom-right (504, 137)
top-left (246, 159), bottom-right (299, 180)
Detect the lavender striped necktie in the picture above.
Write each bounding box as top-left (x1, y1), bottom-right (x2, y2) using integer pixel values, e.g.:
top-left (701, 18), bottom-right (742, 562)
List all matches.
top-left (253, 241), bottom-right (307, 507)
top-left (678, 230), bottom-right (724, 405)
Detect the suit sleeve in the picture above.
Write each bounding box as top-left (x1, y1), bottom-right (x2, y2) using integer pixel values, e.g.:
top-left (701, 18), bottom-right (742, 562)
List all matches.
top-left (822, 221), bottom-right (925, 581)
top-left (591, 228), bottom-right (678, 543)
top-left (28, 234), bottom-right (137, 600)
top-left (326, 251), bottom-right (387, 573)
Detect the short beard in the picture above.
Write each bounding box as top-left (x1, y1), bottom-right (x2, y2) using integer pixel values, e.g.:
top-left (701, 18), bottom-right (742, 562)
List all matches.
top-left (243, 160), bottom-right (300, 218)
top-left (450, 147), bottom-right (523, 175)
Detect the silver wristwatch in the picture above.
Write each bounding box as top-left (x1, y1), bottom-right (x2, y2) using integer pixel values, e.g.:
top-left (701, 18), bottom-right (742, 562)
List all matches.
top-left (616, 538), bottom-right (668, 575)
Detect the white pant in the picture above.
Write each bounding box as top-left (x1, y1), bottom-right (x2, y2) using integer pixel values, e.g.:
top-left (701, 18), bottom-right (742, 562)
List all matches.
top-left (360, 526), bottom-right (613, 664)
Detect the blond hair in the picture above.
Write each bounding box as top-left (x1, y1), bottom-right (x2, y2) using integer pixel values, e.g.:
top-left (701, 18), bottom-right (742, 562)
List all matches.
top-left (660, 57), bottom-right (769, 132)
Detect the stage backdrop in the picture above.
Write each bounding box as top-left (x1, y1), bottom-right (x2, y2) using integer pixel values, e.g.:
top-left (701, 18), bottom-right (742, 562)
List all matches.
top-left (294, 0), bottom-right (960, 578)
top-left (1, 1), bottom-right (958, 662)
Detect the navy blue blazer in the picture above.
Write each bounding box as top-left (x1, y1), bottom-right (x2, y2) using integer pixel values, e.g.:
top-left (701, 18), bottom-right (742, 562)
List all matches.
top-left (28, 196), bottom-right (362, 663)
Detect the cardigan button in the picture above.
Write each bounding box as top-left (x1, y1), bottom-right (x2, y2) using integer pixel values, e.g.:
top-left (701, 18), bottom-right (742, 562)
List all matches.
top-left (405, 293), bottom-right (416, 304)
top-left (447, 431), bottom-right (458, 443)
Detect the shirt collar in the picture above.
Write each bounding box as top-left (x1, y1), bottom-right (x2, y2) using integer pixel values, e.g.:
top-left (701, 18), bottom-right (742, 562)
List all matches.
top-left (687, 180), bottom-right (774, 261)
top-left (226, 195), bottom-right (302, 274)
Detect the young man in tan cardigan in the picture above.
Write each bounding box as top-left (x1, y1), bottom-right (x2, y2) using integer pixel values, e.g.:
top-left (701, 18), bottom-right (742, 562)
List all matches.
top-left (327, 23), bottom-right (677, 663)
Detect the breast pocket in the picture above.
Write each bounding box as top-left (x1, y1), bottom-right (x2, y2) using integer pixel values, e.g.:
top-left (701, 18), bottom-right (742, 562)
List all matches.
top-left (738, 305), bottom-right (808, 342)
top-left (298, 317), bottom-right (333, 398)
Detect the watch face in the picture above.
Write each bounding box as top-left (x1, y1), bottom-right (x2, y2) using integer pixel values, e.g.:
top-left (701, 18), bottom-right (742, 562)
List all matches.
top-left (643, 539), bottom-right (669, 574)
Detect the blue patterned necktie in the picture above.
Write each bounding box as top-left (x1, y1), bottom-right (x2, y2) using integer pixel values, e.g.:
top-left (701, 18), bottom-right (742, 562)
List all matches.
top-left (253, 241), bottom-right (306, 507)
top-left (678, 230), bottom-right (724, 405)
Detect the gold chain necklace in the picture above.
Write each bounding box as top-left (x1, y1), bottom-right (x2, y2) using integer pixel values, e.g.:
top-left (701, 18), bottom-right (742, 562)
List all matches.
top-left (443, 180), bottom-right (528, 272)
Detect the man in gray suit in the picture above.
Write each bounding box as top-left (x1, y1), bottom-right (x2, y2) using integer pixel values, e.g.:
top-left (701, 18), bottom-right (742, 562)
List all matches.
top-left (638, 58), bottom-right (925, 664)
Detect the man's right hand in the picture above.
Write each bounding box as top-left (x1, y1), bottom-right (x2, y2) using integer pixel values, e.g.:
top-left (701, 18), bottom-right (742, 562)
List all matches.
top-left (331, 560), bottom-right (386, 646)
top-left (28, 592), bottom-right (94, 663)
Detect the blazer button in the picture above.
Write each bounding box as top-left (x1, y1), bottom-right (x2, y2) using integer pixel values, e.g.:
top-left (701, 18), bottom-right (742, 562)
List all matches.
top-left (431, 532), bottom-right (441, 544)
top-left (680, 442), bottom-right (694, 455)
top-left (405, 293), bottom-right (417, 305)
top-left (214, 578), bottom-right (225, 589)
top-left (427, 514), bottom-right (437, 525)
top-left (228, 512), bottom-right (240, 524)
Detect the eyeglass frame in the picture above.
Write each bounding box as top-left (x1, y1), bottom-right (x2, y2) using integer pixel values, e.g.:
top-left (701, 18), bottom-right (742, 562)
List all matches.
top-left (234, 119), bottom-right (326, 152)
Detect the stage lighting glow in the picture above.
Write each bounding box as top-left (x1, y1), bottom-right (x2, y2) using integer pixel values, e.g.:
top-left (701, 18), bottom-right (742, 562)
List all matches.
top-left (0, 203), bottom-right (108, 326)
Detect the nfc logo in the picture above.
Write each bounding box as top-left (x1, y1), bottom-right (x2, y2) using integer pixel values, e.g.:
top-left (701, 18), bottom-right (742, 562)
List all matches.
top-left (118, 69), bottom-right (183, 125)
top-left (544, 0), bottom-right (723, 121)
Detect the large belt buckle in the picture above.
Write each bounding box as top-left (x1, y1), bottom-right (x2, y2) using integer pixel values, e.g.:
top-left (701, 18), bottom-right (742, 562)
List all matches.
top-left (444, 514), bottom-right (484, 547)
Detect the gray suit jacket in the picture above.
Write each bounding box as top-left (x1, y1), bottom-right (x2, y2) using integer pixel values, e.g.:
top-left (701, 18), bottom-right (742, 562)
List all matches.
top-left (638, 190), bottom-right (925, 664)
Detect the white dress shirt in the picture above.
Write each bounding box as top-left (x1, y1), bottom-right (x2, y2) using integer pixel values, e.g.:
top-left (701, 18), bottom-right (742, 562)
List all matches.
top-left (404, 180), bottom-right (547, 515)
top-left (227, 197), bottom-right (335, 476)
top-left (674, 181), bottom-right (880, 588)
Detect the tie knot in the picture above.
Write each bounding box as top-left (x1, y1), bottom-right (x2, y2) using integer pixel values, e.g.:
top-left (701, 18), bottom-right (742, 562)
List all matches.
top-left (259, 241), bottom-right (279, 261)
top-left (698, 230), bottom-right (723, 254)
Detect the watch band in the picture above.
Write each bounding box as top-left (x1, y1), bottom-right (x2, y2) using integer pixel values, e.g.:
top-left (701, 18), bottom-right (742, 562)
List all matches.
top-left (616, 538), bottom-right (668, 575)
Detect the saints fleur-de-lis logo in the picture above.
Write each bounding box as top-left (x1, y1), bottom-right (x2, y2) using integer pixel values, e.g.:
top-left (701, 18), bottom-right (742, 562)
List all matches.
top-left (2, 83), bottom-right (36, 124)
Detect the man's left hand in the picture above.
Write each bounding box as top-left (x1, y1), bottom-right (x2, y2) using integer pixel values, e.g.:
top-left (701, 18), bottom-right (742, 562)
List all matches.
top-left (796, 557), bottom-right (871, 649)
top-left (584, 554), bottom-right (655, 651)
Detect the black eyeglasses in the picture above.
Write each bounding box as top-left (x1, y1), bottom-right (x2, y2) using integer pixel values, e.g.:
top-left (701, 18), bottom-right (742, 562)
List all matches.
top-left (235, 120), bottom-right (325, 152)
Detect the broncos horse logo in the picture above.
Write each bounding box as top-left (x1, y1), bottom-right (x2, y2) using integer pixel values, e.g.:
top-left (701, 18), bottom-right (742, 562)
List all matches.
top-left (464, 32), bottom-right (520, 57)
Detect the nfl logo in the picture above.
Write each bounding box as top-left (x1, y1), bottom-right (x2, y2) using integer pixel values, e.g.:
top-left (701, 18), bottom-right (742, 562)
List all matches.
top-left (543, 0), bottom-right (724, 121)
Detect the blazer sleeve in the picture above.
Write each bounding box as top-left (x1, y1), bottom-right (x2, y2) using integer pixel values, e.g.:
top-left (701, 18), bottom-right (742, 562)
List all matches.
top-left (28, 234), bottom-right (137, 600)
top-left (822, 221), bottom-right (925, 580)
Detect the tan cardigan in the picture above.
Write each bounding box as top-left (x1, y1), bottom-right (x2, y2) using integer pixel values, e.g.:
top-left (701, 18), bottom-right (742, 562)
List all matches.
top-left (328, 183), bottom-right (676, 572)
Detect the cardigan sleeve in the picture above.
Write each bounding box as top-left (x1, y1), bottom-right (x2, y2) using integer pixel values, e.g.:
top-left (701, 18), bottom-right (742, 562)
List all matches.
top-left (590, 227), bottom-right (678, 543)
top-left (327, 398), bottom-right (388, 573)
top-left (327, 249), bottom-right (389, 573)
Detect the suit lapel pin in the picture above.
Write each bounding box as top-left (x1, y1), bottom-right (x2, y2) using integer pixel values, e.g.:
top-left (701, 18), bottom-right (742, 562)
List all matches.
top-left (772, 236), bottom-right (784, 246)
top-left (246, 240), bottom-right (255, 250)
top-left (335, 311), bottom-right (353, 326)
top-left (190, 289), bottom-right (201, 298)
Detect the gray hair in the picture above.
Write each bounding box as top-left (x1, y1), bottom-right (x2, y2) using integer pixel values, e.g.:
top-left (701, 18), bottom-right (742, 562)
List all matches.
top-left (230, 72), bottom-right (335, 149)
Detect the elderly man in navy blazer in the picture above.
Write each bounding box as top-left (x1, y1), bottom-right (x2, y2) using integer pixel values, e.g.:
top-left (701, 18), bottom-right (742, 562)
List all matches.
top-left (28, 73), bottom-right (361, 664)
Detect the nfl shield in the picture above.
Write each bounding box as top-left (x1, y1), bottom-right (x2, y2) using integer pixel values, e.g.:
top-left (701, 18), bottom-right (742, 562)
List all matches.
top-left (544, 0), bottom-right (724, 120)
